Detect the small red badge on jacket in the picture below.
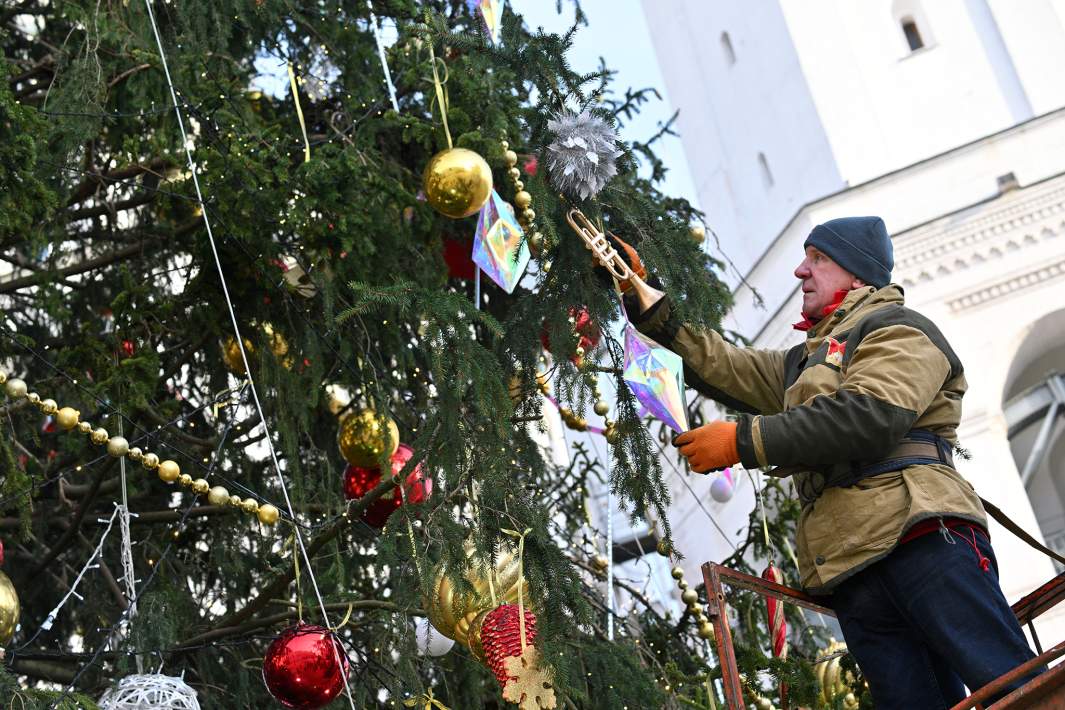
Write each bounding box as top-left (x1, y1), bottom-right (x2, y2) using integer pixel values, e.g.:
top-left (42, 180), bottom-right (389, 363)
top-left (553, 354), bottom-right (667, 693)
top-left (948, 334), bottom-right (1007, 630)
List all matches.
top-left (826, 338), bottom-right (846, 367)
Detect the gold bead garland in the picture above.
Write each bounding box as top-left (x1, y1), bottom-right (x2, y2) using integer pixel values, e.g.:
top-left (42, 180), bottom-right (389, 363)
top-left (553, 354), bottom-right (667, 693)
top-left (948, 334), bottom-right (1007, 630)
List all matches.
top-left (500, 138), bottom-right (547, 259)
top-left (670, 564), bottom-right (715, 641)
top-left (537, 369), bottom-right (618, 440)
top-left (0, 372), bottom-right (278, 526)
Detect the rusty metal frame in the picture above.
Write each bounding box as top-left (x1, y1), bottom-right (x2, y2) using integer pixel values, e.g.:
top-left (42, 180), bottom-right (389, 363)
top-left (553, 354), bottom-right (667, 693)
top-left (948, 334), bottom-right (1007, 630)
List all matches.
top-left (701, 561), bottom-right (1065, 710)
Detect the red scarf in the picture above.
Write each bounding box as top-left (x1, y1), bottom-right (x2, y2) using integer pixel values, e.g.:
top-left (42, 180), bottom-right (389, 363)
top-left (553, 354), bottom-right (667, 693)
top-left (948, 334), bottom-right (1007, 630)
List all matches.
top-left (792, 289), bottom-right (850, 332)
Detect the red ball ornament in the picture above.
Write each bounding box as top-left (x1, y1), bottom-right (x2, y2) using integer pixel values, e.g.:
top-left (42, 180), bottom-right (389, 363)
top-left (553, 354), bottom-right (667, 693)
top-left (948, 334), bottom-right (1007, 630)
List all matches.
top-left (263, 623), bottom-right (350, 709)
top-left (540, 306), bottom-right (602, 364)
top-left (480, 603), bottom-right (538, 686)
top-left (342, 443), bottom-right (432, 528)
top-left (119, 340), bottom-right (136, 359)
top-left (442, 236), bottom-right (476, 280)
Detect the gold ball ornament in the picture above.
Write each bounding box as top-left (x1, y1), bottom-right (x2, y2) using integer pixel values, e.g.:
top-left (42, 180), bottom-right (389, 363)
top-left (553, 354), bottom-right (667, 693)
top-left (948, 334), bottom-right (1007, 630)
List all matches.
top-left (593, 555), bottom-right (610, 572)
top-left (4, 378), bottom-right (27, 399)
top-left (241, 498), bottom-right (260, 514)
top-left (503, 150), bottom-right (518, 167)
top-left (697, 621), bottom-right (715, 640)
top-left (25, 392), bottom-right (40, 405)
top-left (425, 543), bottom-right (528, 661)
top-left (657, 538), bottom-right (672, 557)
top-left (0, 571), bottom-right (18, 645)
top-left (106, 436), bottom-right (129, 458)
top-left (56, 407), bottom-right (80, 430)
top-left (128, 447), bottom-right (142, 461)
top-left (529, 232), bottom-right (544, 255)
top-left (222, 324), bottom-right (290, 375)
top-left (521, 208), bottom-right (536, 223)
top-left (755, 697), bottom-right (773, 710)
top-left (593, 401), bottom-right (609, 417)
top-left (671, 566), bottom-right (684, 580)
top-left (40, 398), bottom-right (57, 415)
top-left (191, 478), bottom-right (210, 495)
top-left (681, 588), bottom-right (698, 605)
top-left (688, 603), bottom-right (704, 616)
top-left (257, 503), bottom-right (280, 525)
top-left (690, 225), bottom-right (706, 243)
top-left (507, 166), bottom-right (520, 181)
top-left (91, 427), bottom-right (109, 445)
top-left (141, 453), bottom-right (160, 470)
top-left (422, 147), bottom-right (493, 219)
top-left (337, 408), bottom-right (399, 467)
top-left (207, 486), bottom-right (230, 506)
top-left (229, 495), bottom-right (243, 507)
top-left (77, 421), bottom-right (92, 434)
top-left (514, 191), bottom-right (532, 209)
top-left (178, 474), bottom-right (192, 487)
top-left (157, 460), bottom-right (180, 483)
top-left (0, 371), bottom-right (6, 384)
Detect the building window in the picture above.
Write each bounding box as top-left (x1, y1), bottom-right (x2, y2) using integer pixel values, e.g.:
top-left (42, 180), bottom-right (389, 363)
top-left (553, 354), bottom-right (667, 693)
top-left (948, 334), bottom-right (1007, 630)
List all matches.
top-left (901, 17), bottom-right (924, 51)
top-left (720, 31), bottom-right (736, 66)
top-left (757, 152), bottom-right (774, 189)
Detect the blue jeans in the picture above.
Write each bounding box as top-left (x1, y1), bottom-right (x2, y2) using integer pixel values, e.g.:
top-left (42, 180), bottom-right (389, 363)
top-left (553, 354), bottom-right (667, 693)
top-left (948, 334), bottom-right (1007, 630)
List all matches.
top-left (830, 527), bottom-right (1045, 709)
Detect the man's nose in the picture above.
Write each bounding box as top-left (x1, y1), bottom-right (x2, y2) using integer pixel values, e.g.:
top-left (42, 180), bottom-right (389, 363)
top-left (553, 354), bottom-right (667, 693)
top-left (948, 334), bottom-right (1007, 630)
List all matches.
top-left (794, 260), bottom-right (810, 279)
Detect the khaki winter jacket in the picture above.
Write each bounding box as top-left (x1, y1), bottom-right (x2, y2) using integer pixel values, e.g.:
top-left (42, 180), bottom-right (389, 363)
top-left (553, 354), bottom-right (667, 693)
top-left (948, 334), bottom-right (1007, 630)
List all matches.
top-left (632, 284), bottom-right (987, 594)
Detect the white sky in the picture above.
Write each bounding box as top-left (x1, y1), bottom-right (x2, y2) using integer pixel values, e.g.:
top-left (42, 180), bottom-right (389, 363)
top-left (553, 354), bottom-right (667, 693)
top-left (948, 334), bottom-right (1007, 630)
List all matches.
top-left (253, 2), bottom-right (698, 208)
top-left (512, 0), bottom-right (699, 208)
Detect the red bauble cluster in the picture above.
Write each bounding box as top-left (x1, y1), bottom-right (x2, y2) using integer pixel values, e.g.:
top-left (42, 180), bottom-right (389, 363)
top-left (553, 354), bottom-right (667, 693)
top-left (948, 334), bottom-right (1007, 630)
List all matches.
top-left (262, 623), bottom-right (350, 709)
top-left (343, 443), bottom-right (431, 528)
top-left (539, 306), bottom-right (601, 363)
top-left (480, 603), bottom-right (539, 686)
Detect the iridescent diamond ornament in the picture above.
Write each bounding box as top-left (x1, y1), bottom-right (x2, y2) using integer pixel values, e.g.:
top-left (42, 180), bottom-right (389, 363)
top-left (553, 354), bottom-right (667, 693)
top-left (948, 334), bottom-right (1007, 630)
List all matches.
top-left (623, 324), bottom-right (688, 434)
top-left (467, 0), bottom-right (505, 44)
top-left (472, 189), bottom-right (529, 294)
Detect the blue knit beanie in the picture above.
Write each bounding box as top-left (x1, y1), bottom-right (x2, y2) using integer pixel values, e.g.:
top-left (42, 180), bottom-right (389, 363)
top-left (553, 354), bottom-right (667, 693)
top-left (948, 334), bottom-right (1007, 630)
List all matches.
top-left (803, 216), bottom-right (893, 288)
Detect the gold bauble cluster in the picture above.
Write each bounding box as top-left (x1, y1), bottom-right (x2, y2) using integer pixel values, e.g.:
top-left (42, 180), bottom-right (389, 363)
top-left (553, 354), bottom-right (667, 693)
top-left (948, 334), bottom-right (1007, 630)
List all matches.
top-left (222, 323), bottom-right (292, 375)
top-left (425, 544), bottom-right (529, 660)
top-left (500, 138), bottom-right (547, 261)
top-left (671, 565), bottom-right (714, 640)
top-left (0, 570), bottom-right (18, 646)
top-left (815, 638), bottom-right (861, 709)
top-left (337, 407), bottom-right (399, 467)
top-left (1, 372), bottom-right (280, 527)
top-left (422, 147), bottom-right (493, 219)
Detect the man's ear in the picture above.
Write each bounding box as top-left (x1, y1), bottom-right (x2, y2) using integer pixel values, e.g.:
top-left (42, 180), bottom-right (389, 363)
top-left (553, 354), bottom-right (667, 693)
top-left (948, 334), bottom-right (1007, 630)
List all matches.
top-left (850, 276), bottom-right (867, 289)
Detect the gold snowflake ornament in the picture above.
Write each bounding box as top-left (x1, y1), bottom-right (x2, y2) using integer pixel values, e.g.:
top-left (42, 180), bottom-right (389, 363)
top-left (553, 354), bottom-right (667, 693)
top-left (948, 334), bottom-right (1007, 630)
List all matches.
top-left (501, 646), bottom-right (557, 710)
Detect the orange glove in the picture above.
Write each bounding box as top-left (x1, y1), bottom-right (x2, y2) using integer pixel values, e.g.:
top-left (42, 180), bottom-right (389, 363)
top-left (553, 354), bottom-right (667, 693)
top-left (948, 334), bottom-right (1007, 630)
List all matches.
top-left (673, 421), bottom-right (739, 473)
top-left (592, 233), bottom-right (647, 293)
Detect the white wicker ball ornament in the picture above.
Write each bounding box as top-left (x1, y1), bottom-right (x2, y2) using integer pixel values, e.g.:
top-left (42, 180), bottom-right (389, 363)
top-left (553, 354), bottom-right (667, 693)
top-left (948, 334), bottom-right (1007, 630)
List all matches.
top-left (97, 673), bottom-right (200, 710)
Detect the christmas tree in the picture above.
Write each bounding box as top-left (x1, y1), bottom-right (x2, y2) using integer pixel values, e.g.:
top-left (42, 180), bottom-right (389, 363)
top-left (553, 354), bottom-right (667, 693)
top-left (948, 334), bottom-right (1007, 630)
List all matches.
top-left (0, 1), bottom-right (833, 707)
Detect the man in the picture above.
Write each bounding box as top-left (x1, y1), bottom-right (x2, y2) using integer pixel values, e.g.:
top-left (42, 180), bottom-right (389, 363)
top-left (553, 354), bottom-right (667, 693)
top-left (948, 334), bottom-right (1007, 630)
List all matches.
top-left (618, 216), bottom-right (1043, 708)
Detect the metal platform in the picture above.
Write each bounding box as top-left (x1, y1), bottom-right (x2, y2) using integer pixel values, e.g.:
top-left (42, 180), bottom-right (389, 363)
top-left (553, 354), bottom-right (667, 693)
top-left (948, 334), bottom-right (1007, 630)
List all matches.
top-left (701, 562), bottom-right (1065, 709)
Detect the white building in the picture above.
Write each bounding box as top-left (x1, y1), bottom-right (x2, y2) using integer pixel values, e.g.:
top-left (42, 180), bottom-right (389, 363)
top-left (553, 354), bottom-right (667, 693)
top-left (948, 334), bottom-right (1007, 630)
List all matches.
top-left (642, 0), bottom-right (1065, 648)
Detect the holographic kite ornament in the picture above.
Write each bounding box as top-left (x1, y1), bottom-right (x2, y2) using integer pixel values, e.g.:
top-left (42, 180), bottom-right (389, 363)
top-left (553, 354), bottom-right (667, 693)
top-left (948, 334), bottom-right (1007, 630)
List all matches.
top-left (467, 0), bottom-right (504, 44)
top-left (623, 324), bottom-right (688, 434)
top-left (472, 189), bottom-right (529, 294)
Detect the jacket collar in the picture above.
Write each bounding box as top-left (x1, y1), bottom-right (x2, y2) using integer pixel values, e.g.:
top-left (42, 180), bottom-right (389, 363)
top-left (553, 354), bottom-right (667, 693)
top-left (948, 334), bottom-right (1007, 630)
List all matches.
top-left (792, 289), bottom-right (850, 332)
top-left (800, 284), bottom-right (905, 339)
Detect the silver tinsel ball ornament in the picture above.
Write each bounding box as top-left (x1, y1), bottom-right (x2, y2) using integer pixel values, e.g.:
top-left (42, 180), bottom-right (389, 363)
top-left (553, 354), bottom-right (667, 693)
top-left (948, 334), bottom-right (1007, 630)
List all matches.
top-left (97, 674), bottom-right (200, 709)
top-left (545, 110), bottom-right (622, 200)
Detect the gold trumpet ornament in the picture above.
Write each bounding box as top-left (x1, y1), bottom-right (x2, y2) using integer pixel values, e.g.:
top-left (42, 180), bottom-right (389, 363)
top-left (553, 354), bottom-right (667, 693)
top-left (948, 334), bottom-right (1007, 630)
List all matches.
top-left (566, 209), bottom-right (663, 313)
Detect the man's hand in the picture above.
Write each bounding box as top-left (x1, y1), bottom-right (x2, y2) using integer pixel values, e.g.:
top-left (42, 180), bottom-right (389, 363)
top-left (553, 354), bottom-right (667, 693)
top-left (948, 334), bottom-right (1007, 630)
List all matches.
top-left (592, 233), bottom-right (646, 293)
top-left (673, 421), bottom-right (739, 473)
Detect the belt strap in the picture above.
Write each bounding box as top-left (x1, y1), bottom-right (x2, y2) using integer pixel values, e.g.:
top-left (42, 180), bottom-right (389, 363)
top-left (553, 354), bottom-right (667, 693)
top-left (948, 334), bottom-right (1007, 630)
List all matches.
top-left (826, 429), bottom-right (954, 488)
top-left (979, 496), bottom-right (1065, 568)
